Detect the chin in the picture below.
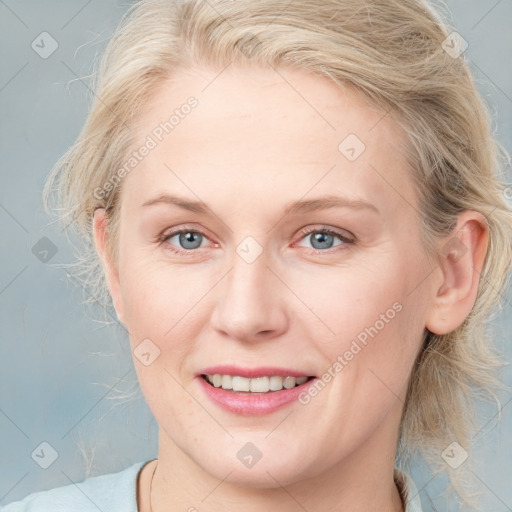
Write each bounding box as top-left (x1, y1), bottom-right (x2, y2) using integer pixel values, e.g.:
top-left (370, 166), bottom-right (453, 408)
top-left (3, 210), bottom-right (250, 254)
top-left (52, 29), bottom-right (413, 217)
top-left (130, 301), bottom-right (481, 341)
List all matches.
top-left (205, 460), bottom-right (311, 489)
top-left (192, 441), bottom-right (319, 489)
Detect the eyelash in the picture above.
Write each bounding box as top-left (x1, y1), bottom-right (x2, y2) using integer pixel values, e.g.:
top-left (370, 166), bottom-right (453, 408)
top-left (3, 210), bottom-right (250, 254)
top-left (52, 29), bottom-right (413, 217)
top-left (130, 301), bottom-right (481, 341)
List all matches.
top-left (158, 225), bottom-right (355, 256)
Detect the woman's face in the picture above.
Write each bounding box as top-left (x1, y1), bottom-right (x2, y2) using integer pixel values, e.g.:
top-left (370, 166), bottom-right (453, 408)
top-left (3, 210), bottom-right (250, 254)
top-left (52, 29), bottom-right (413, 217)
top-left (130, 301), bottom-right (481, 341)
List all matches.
top-left (101, 65), bottom-right (440, 486)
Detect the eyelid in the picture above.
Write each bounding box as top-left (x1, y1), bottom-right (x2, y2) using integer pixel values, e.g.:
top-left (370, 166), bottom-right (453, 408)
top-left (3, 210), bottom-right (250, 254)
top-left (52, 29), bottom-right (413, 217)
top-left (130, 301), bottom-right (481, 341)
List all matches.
top-left (294, 225), bottom-right (354, 243)
top-left (159, 224), bottom-right (210, 241)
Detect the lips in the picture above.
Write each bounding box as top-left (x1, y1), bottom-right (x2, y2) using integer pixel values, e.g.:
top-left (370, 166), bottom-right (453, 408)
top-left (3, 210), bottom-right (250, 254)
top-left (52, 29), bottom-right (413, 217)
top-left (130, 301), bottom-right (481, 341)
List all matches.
top-left (195, 365), bottom-right (318, 415)
top-left (197, 372), bottom-right (318, 415)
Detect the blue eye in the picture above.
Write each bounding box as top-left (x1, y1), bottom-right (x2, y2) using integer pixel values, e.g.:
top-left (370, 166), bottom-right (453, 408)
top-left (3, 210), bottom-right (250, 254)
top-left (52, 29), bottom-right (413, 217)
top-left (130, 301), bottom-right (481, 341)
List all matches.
top-left (296, 227), bottom-right (354, 253)
top-left (162, 229), bottom-right (208, 254)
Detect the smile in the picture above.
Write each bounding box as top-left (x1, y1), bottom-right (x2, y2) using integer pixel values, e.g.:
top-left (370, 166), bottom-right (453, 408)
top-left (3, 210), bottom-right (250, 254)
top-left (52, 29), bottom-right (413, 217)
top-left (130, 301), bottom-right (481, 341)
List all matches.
top-left (202, 374), bottom-right (314, 393)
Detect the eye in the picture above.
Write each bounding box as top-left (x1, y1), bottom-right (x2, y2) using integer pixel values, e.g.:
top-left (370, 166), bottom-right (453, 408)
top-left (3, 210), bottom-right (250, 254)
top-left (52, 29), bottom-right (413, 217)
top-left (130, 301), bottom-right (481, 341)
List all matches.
top-left (294, 226), bottom-right (355, 253)
top-left (159, 227), bottom-right (213, 255)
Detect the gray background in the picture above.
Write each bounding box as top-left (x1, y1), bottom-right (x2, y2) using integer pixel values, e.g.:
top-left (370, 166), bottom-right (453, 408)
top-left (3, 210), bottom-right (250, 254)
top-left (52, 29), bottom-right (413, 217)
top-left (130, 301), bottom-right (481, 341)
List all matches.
top-left (0, 1), bottom-right (511, 510)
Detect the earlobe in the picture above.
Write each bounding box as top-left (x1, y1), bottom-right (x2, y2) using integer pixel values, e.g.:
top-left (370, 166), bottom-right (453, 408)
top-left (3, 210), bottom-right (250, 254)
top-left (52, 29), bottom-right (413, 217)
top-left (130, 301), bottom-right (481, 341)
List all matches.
top-left (92, 208), bottom-right (125, 324)
top-left (425, 211), bottom-right (489, 335)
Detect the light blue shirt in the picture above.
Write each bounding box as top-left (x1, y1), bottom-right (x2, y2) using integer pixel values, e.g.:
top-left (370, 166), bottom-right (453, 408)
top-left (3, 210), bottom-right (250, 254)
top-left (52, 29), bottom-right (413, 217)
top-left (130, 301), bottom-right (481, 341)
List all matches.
top-left (2, 462), bottom-right (423, 511)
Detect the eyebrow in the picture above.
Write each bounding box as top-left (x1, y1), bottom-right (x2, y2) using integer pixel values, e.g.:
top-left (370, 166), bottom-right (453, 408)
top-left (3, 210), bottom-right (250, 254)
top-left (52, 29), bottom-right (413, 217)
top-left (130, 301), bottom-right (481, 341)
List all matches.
top-left (141, 193), bottom-right (380, 215)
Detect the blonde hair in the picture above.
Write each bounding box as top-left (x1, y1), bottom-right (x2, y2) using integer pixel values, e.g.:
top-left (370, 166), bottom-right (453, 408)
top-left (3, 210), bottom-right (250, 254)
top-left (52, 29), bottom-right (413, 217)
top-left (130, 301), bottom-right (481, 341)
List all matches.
top-left (44, 0), bottom-right (512, 506)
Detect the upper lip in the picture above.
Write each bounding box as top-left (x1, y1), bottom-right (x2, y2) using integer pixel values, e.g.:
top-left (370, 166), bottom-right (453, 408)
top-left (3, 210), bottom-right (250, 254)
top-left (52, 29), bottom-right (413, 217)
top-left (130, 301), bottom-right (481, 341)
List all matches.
top-left (196, 365), bottom-right (314, 379)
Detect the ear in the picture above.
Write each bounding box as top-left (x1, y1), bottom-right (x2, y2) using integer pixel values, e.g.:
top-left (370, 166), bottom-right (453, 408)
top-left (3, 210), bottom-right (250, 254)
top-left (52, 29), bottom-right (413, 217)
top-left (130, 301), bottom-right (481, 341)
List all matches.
top-left (425, 210), bottom-right (489, 335)
top-left (93, 208), bottom-right (125, 324)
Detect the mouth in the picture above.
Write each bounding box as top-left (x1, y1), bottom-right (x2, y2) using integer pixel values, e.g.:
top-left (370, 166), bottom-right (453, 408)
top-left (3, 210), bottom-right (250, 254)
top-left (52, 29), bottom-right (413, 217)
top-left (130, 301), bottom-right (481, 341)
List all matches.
top-left (200, 374), bottom-right (316, 394)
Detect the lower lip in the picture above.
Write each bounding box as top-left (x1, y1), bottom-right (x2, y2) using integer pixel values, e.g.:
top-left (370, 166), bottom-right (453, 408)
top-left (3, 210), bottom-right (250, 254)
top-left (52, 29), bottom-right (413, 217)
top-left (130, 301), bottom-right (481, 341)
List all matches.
top-left (197, 376), bottom-right (318, 416)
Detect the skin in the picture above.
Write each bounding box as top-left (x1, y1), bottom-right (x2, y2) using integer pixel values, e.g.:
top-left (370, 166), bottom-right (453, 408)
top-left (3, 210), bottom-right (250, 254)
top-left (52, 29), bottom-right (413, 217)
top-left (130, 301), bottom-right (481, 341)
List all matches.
top-left (93, 64), bottom-right (488, 512)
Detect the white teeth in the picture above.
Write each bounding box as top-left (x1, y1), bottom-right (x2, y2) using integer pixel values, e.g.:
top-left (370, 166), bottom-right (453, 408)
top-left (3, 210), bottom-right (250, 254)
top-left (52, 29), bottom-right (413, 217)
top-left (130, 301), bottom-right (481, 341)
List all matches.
top-left (232, 376), bottom-right (250, 391)
top-left (269, 376), bottom-right (283, 390)
top-left (221, 374), bottom-right (233, 390)
top-left (249, 377), bottom-right (269, 392)
top-left (283, 376), bottom-right (295, 389)
top-left (204, 374), bottom-right (310, 392)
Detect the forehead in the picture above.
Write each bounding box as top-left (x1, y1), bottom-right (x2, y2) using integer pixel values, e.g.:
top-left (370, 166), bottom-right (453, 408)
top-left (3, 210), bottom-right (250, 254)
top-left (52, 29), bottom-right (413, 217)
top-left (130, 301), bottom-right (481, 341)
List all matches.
top-left (123, 65), bottom-right (416, 220)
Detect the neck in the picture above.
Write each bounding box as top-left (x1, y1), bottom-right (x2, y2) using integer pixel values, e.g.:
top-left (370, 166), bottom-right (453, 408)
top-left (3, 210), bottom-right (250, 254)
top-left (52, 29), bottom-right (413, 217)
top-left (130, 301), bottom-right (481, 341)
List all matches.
top-left (144, 425), bottom-right (404, 512)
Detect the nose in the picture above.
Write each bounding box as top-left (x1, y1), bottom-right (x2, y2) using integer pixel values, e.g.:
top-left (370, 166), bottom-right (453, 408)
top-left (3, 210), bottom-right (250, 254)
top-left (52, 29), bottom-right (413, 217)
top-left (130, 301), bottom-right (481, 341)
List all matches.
top-left (210, 245), bottom-right (289, 343)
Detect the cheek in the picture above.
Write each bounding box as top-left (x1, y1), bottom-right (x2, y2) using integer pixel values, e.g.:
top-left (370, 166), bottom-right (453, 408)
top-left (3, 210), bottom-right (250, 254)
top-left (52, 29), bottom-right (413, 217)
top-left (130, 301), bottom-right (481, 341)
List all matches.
top-left (120, 268), bottom-right (179, 338)
top-left (118, 253), bottom-right (215, 349)
top-left (301, 259), bottom-right (423, 389)
top-left (294, 261), bottom-right (405, 339)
